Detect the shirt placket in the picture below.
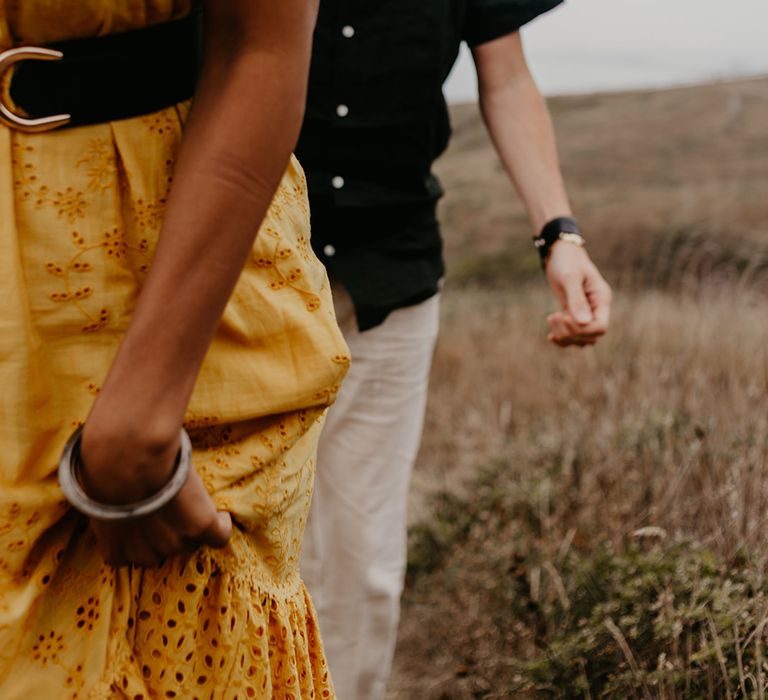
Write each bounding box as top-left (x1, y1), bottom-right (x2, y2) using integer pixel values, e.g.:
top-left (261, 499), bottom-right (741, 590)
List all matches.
top-left (324, 1), bottom-right (358, 258)
top-left (330, 12), bottom-right (355, 192)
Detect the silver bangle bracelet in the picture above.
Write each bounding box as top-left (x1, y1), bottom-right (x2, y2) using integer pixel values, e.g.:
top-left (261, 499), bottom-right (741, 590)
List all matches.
top-left (58, 425), bottom-right (192, 521)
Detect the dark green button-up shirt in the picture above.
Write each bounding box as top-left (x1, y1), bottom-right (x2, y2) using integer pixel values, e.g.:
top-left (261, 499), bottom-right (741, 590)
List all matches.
top-left (296, 0), bottom-right (563, 330)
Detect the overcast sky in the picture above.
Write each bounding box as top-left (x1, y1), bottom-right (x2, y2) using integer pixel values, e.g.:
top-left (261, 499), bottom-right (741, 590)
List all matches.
top-left (445, 0), bottom-right (768, 102)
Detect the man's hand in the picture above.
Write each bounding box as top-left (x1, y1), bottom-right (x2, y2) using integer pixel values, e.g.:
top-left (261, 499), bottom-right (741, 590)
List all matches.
top-left (473, 33), bottom-right (612, 347)
top-left (544, 241), bottom-right (612, 347)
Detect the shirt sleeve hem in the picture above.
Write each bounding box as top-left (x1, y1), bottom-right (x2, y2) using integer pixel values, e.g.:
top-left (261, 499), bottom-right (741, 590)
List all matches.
top-left (464, 0), bottom-right (564, 48)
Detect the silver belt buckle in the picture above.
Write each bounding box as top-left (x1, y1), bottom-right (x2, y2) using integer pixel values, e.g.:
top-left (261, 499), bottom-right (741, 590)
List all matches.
top-left (0, 46), bottom-right (71, 132)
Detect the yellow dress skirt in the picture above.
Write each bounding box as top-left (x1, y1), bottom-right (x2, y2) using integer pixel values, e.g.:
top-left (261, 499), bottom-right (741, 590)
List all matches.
top-left (0, 2), bottom-right (350, 698)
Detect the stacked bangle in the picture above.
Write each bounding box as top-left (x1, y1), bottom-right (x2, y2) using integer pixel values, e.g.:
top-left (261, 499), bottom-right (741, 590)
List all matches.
top-left (533, 216), bottom-right (586, 269)
top-left (58, 425), bottom-right (192, 521)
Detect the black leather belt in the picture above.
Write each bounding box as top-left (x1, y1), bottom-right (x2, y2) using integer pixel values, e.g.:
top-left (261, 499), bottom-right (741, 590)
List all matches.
top-left (0, 11), bottom-right (202, 133)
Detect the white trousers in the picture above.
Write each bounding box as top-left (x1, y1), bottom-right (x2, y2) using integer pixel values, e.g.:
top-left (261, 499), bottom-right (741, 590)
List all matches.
top-left (301, 285), bottom-right (440, 700)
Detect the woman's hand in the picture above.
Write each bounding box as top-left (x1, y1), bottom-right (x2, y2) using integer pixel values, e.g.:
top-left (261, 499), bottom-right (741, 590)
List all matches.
top-left (545, 242), bottom-right (612, 347)
top-left (79, 422), bottom-right (232, 568)
top-left (65, 0), bottom-right (317, 567)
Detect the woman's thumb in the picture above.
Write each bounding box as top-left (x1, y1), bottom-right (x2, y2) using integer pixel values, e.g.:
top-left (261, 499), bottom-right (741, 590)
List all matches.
top-left (202, 511), bottom-right (233, 548)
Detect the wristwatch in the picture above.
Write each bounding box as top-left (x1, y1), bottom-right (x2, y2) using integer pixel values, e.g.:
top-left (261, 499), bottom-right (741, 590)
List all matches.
top-left (532, 216), bottom-right (586, 269)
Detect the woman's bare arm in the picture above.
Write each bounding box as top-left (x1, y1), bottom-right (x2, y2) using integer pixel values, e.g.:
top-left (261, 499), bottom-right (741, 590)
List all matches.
top-left (79, 0), bottom-right (319, 565)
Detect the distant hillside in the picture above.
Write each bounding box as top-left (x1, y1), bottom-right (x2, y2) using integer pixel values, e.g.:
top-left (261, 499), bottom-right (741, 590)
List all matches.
top-left (436, 77), bottom-right (768, 291)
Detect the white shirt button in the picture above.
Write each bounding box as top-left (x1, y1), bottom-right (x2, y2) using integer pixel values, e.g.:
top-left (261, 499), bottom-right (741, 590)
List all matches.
top-left (342, 25), bottom-right (355, 38)
top-left (331, 176), bottom-right (345, 190)
top-left (336, 104), bottom-right (349, 118)
top-left (323, 244), bottom-right (336, 257)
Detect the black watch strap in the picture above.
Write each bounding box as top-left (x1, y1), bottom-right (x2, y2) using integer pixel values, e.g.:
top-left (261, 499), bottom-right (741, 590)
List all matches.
top-left (532, 216), bottom-right (583, 269)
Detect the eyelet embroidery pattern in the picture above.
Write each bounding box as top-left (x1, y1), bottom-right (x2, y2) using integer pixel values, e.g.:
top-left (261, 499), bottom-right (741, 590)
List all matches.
top-left (131, 196), bottom-right (168, 232)
top-left (141, 111), bottom-right (179, 136)
top-left (76, 139), bottom-right (118, 192)
top-left (254, 226), bottom-right (324, 312)
top-left (31, 631), bottom-right (65, 666)
top-left (312, 354), bottom-right (351, 406)
top-left (0, 414), bottom-right (335, 698)
top-left (12, 145), bottom-right (88, 224)
top-left (11, 141), bottom-right (41, 204)
top-left (44, 225), bottom-right (152, 333)
top-left (1, 5), bottom-right (349, 695)
top-left (10, 132), bottom-right (150, 333)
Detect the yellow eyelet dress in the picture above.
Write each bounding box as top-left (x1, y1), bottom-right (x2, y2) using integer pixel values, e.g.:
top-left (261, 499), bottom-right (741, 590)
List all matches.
top-left (0, 2), bottom-right (349, 698)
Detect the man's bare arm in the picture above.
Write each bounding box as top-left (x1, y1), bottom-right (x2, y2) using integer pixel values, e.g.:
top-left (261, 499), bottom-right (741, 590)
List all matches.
top-left (473, 32), bottom-right (612, 346)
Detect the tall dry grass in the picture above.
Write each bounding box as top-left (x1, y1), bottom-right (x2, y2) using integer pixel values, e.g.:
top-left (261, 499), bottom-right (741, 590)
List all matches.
top-left (414, 285), bottom-right (768, 566)
top-left (390, 284), bottom-right (768, 699)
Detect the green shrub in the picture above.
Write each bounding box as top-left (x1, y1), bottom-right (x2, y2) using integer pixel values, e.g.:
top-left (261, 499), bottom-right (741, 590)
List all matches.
top-left (515, 541), bottom-right (768, 698)
top-left (406, 460), bottom-right (768, 698)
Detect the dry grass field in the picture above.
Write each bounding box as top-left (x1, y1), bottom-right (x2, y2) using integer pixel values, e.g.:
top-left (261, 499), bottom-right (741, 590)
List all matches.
top-left (387, 78), bottom-right (768, 699)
